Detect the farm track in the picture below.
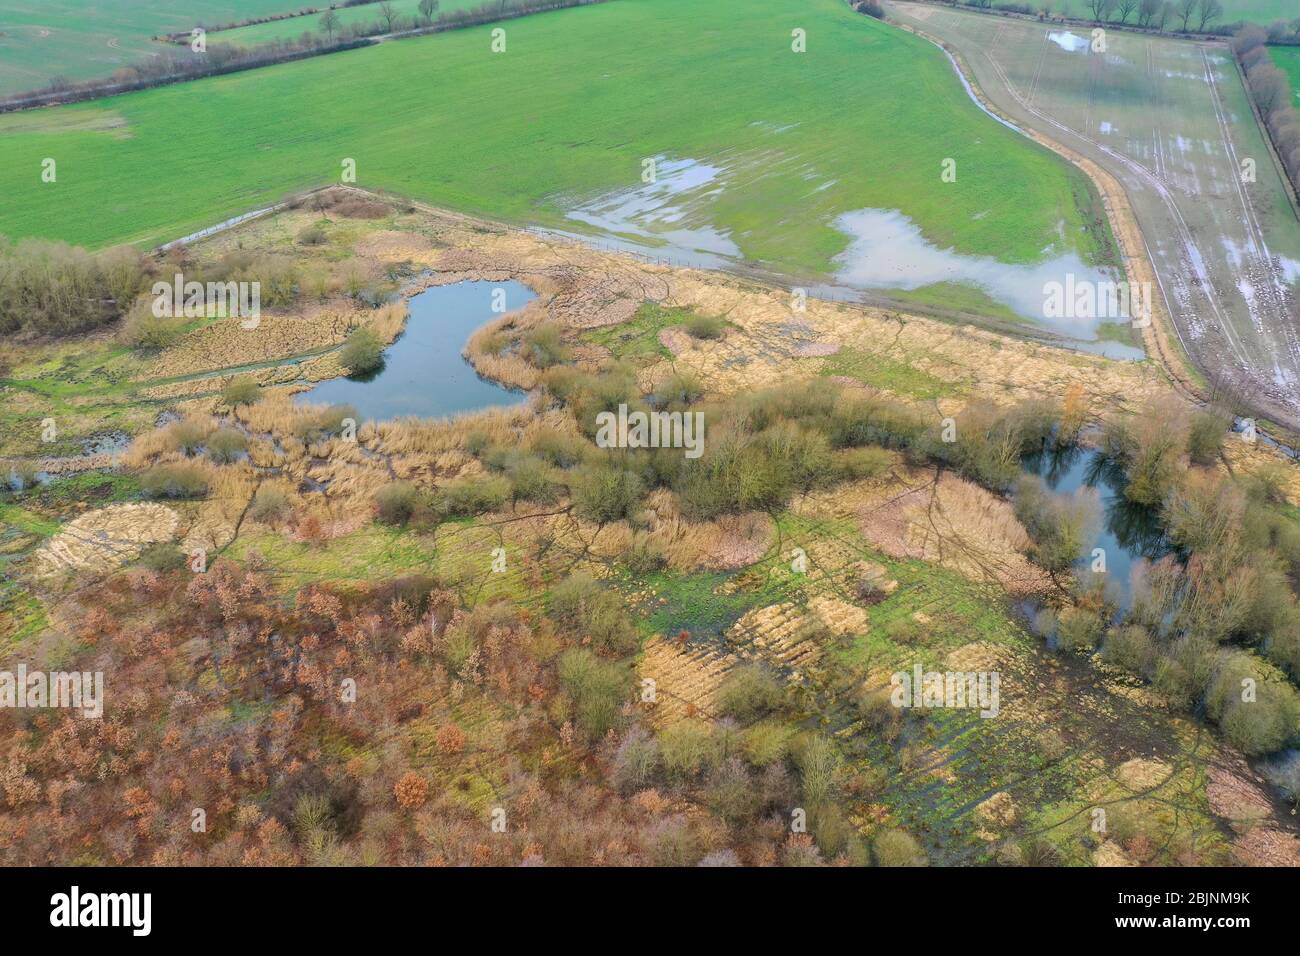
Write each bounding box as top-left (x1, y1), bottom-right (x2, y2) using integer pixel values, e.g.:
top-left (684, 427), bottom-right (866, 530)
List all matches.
top-left (888, 2), bottom-right (1300, 431)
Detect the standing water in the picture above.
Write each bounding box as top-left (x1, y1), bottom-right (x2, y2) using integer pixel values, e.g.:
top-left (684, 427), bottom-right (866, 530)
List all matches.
top-left (294, 280), bottom-right (536, 422)
top-left (1020, 442), bottom-right (1167, 610)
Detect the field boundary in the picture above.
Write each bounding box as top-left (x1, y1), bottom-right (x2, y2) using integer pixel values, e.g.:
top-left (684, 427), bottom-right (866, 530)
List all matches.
top-left (891, 12), bottom-right (1207, 413)
top-left (896, 0), bottom-right (1243, 41)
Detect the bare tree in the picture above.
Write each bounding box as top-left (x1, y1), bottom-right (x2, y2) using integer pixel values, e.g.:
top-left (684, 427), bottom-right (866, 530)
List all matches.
top-left (1138, 0), bottom-right (1161, 28)
top-left (1115, 0), bottom-right (1138, 24)
top-left (1197, 0), bottom-right (1222, 32)
top-left (418, 0), bottom-right (440, 25)
top-left (319, 10), bottom-right (340, 42)
top-left (1087, 0), bottom-right (1110, 20)
top-left (1175, 0), bottom-right (1197, 31)
top-left (378, 1), bottom-right (397, 33)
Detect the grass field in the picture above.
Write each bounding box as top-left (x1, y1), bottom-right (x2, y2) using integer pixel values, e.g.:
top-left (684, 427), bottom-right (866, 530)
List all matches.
top-left (0, 0), bottom-right (297, 98)
top-left (0, 0), bottom-right (1108, 286)
top-left (1274, 46), bottom-right (1300, 104)
top-left (210, 0), bottom-right (483, 47)
top-left (1217, 0), bottom-right (1300, 24)
top-left (889, 1), bottom-right (1300, 427)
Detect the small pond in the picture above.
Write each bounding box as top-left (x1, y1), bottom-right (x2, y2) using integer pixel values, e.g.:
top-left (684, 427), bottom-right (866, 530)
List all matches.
top-left (294, 280), bottom-right (536, 422)
top-left (1021, 442), bottom-right (1168, 610)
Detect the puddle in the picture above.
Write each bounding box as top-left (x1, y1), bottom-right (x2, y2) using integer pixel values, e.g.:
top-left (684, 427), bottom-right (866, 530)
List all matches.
top-left (293, 280), bottom-right (536, 422)
top-left (1048, 32), bottom-right (1090, 54)
top-left (830, 209), bottom-right (1142, 353)
top-left (562, 156), bottom-right (741, 264)
top-left (1021, 441), bottom-right (1168, 611)
top-left (556, 154), bottom-right (1143, 356)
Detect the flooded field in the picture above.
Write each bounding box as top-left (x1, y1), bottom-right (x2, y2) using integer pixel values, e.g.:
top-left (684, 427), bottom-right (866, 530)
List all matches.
top-left (887, 0), bottom-right (1300, 428)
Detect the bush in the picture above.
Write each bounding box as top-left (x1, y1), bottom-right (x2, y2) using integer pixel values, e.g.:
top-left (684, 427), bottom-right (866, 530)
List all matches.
top-left (220, 376), bottom-right (261, 406)
top-left (873, 828), bottom-right (928, 867)
top-left (168, 420), bottom-right (210, 456)
top-left (1055, 606), bottom-right (1104, 652)
top-left (119, 305), bottom-right (186, 351)
top-left (1014, 475), bottom-right (1101, 573)
top-left (659, 720), bottom-right (721, 779)
top-left (502, 454), bottom-right (563, 505)
top-left (374, 480), bottom-right (423, 525)
top-left (339, 327), bottom-right (385, 374)
top-left (717, 664), bottom-right (784, 722)
top-left (1102, 625), bottom-right (1157, 675)
top-left (249, 485), bottom-right (292, 523)
top-left (528, 429), bottom-right (588, 469)
top-left (296, 224), bottom-right (328, 246)
top-left (433, 476), bottom-right (510, 518)
top-left (141, 463), bottom-right (209, 499)
top-left (1187, 408), bottom-right (1231, 466)
top-left (556, 647), bottom-right (631, 738)
top-left (139, 542), bottom-right (187, 572)
top-left (294, 404), bottom-right (356, 443)
top-left (205, 427), bottom-right (248, 464)
top-left (740, 720), bottom-right (795, 766)
top-left (524, 323), bottom-right (569, 369)
top-left (549, 572), bottom-right (639, 655)
top-left (684, 313), bottom-right (725, 340)
top-left (1205, 652), bottom-right (1299, 755)
top-left (572, 462), bottom-right (643, 523)
top-left (611, 727), bottom-right (661, 792)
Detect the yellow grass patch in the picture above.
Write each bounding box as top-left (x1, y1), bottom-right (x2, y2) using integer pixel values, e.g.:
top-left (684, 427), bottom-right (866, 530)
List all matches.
top-left (34, 503), bottom-right (180, 576)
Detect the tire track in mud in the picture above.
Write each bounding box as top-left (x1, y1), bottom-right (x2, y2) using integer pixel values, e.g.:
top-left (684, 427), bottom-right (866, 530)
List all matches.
top-left (894, 12), bottom-right (1206, 411)
top-left (894, 4), bottom-right (1300, 426)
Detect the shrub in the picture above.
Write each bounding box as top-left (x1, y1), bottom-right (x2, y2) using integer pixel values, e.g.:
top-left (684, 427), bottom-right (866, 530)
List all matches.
top-left (1055, 606), bottom-right (1104, 652)
top-left (249, 485), bottom-right (292, 523)
top-left (1187, 408), bottom-right (1231, 465)
top-left (119, 306), bottom-right (186, 351)
top-left (611, 727), bottom-right (661, 792)
top-left (873, 828), bottom-right (928, 867)
top-left (294, 404), bottom-right (356, 443)
top-left (374, 480), bottom-right (423, 525)
top-left (528, 429), bottom-right (588, 469)
top-left (556, 647), bottom-right (631, 738)
top-left (1013, 475), bottom-right (1101, 573)
top-left (139, 542), bottom-right (187, 572)
top-left (523, 322), bottom-right (569, 369)
top-left (717, 664), bottom-right (784, 722)
top-left (339, 327), bottom-right (385, 374)
top-left (141, 463), bottom-right (208, 499)
top-left (0, 237), bottom-right (148, 338)
top-left (572, 462), bottom-right (643, 523)
top-left (433, 476), bottom-right (510, 518)
top-left (168, 420), bottom-right (210, 456)
top-left (220, 376), bottom-right (261, 406)
top-left (296, 224), bottom-right (328, 246)
top-left (503, 455), bottom-right (563, 505)
top-left (659, 719), bottom-right (721, 779)
top-left (205, 428), bottom-right (248, 464)
top-left (1205, 652), bottom-right (1299, 755)
top-left (740, 720), bottom-right (795, 766)
top-left (684, 313), bottom-right (726, 340)
top-left (549, 572), bottom-right (639, 655)
top-left (1102, 625), bottom-right (1157, 675)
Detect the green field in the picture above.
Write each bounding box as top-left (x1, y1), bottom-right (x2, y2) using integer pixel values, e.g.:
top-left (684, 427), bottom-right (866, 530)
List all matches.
top-left (1274, 46), bottom-right (1300, 104)
top-left (211, 0), bottom-right (483, 47)
top-left (0, 1), bottom-right (298, 98)
top-left (1217, 0), bottom-right (1300, 24)
top-left (0, 0), bottom-right (1107, 282)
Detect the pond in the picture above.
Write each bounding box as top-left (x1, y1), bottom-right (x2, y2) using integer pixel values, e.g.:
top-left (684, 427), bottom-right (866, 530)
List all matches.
top-left (1021, 441), bottom-right (1168, 610)
top-left (294, 280), bottom-right (536, 422)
